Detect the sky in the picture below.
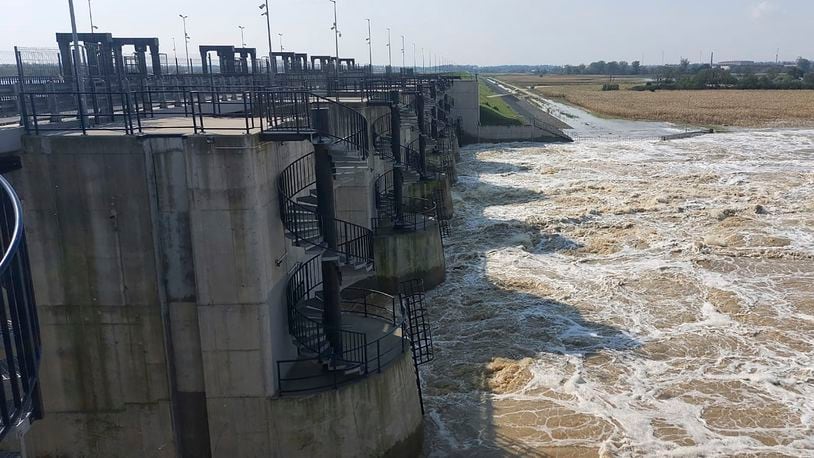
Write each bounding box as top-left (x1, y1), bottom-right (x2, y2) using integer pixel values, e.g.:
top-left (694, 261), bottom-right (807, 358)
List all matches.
top-left (1, 0), bottom-right (812, 66)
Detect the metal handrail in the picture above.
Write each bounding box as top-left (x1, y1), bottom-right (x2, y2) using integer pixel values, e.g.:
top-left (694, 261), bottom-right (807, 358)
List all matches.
top-left (0, 175), bottom-right (42, 441)
top-left (274, 91), bottom-right (374, 266)
top-left (278, 257), bottom-right (407, 395)
top-left (373, 170), bottom-right (439, 233)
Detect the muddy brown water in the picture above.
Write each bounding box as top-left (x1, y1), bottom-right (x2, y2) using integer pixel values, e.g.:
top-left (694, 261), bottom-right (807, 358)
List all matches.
top-left (422, 128), bottom-right (814, 456)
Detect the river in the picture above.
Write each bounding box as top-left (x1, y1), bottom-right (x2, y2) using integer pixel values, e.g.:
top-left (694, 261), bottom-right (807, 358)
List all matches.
top-left (422, 102), bottom-right (814, 456)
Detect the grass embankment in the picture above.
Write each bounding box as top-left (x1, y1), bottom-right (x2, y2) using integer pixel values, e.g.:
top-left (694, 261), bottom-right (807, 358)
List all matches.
top-left (496, 74), bottom-right (814, 128)
top-left (478, 79), bottom-right (524, 126)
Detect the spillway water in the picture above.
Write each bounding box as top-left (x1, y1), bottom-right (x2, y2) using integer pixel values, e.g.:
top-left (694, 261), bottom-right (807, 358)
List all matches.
top-left (422, 112), bottom-right (814, 456)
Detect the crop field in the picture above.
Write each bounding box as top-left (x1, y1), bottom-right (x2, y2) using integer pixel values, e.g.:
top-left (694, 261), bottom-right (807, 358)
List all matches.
top-left (494, 74), bottom-right (814, 128)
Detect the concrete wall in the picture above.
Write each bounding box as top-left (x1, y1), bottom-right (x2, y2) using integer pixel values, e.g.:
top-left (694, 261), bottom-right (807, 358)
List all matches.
top-left (12, 129), bottom-right (428, 457)
top-left (473, 124), bottom-right (571, 144)
top-left (446, 78), bottom-right (571, 145)
top-left (406, 178), bottom-right (453, 220)
top-left (374, 224), bottom-right (445, 294)
top-left (181, 135), bottom-right (308, 455)
top-left (447, 79), bottom-right (479, 137)
top-left (267, 352), bottom-right (423, 458)
top-left (12, 135), bottom-right (177, 457)
top-left (0, 125), bottom-right (22, 154)
top-left (9, 133), bottom-right (309, 456)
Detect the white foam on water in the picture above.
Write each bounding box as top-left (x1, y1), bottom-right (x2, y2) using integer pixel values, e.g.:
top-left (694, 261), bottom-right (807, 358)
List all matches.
top-left (423, 128), bottom-right (814, 456)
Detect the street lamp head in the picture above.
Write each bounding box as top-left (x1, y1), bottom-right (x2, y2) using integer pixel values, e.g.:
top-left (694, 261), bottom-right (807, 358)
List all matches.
top-left (259, 3), bottom-right (266, 9)
top-left (179, 14), bottom-right (187, 19)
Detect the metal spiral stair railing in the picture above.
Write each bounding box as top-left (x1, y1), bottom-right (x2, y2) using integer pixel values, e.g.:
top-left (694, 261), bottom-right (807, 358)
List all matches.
top-left (368, 93), bottom-right (450, 236)
top-left (0, 175), bottom-right (42, 442)
top-left (273, 91), bottom-right (418, 391)
top-left (278, 254), bottom-right (409, 394)
top-left (274, 91), bottom-right (374, 268)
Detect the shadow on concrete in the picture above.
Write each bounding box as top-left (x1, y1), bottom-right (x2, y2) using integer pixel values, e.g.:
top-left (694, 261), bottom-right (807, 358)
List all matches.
top-left (423, 144), bottom-right (640, 456)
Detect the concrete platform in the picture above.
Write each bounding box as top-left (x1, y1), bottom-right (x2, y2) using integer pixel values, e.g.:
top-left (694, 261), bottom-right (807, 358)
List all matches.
top-left (277, 313), bottom-right (406, 395)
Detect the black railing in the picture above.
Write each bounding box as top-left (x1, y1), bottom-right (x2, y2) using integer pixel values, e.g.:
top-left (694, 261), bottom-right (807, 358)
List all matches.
top-left (402, 139), bottom-right (424, 177)
top-left (0, 175), bottom-right (42, 442)
top-left (373, 170), bottom-right (439, 233)
top-left (277, 256), bottom-right (407, 395)
top-left (371, 111), bottom-right (392, 158)
top-left (274, 90), bottom-right (373, 265)
top-left (260, 91), bottom-right (370, 159)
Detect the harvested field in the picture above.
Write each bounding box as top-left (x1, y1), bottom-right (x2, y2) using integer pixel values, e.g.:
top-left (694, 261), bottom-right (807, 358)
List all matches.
top-left (494, 74), bottom-right (814, 128)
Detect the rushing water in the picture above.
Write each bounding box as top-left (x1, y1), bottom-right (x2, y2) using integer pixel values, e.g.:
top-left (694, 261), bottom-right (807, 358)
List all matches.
top-left (422, 110), bottom-right (814, 456)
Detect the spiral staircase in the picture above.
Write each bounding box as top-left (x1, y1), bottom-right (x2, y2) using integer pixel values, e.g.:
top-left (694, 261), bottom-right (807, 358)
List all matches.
top-left (270, 90), bottom-right (435, 395)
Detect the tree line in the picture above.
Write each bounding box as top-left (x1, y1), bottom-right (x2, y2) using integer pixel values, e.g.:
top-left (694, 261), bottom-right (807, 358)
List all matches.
top-left (545, 58), bottom-right (814, 90)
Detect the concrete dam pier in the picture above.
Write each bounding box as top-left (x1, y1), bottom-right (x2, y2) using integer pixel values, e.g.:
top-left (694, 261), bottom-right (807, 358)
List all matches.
top-left (0, 25), bottom-right (515, 455)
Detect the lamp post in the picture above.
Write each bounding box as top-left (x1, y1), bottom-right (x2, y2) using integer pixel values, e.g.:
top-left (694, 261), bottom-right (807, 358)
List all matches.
top-left (87, 0), bottom-right (96, 32)
top-left (386, 28), bottom-right (392, 70)
top-left (172, 37), bottom-right (179, 73)
top-left (67, 0), bottom-right (85, 118)
top-left (401, 35), bottom-right (405, 72)
top-left (421, 47), bottom-right (425, 74)
top-left (239, 26), bottom-right (246, 48)
top-left (329, 0), bottom-right (340, 99)
top-left (365, 18), bottom-right (372, 73)
top-left (179, 14), bottom-right (190, 73)
top-left (259, 1), bottom-right (273, 76)
top-left (413, 42), bottom-right (416, 73)
top-left (278, 33), bottom-right (284, 52)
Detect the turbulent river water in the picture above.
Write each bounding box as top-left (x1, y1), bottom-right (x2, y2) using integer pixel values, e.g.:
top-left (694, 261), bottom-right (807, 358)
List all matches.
top-left (421, 105), bottom-right (814, 456)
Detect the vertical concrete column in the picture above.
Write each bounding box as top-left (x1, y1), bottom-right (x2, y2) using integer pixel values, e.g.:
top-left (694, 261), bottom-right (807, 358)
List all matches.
top-left (150, 44), bottom-right (162, 76)
top-left (85, 43), bottom-right (99, 76)
top-left (240, 53), bottom-right (248, 74)
top-left (200, 50), bottom-right (209, 74)
top-left (58, 40), bottom-right (73, 83)
top-left (313, 106), bottom-right (343, 359)
top-left (417, 87), bottom-right (427, 177)
top-left (431, 106), bottom-right (438, 139)
top-left (113, 45), bottom-right (125, 75)
top-left (100, 43), bottom-right (114, 77)
top-left (135, 45), bottom-right (148, 77)
top-left (390, 91), bottom-right (404, 224)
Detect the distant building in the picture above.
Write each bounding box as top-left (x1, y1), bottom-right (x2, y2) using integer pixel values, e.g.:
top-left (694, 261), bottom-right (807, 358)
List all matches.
top-left (718, 60), bottom-right (756, 66)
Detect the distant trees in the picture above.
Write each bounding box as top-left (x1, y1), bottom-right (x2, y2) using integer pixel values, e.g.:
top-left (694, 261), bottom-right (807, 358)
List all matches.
top-left (546, 56), bottom-right (814, 90)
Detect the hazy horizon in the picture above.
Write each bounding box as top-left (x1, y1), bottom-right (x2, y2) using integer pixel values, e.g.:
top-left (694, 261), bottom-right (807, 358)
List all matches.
top-left (2, 0), bottom-right (812, 66)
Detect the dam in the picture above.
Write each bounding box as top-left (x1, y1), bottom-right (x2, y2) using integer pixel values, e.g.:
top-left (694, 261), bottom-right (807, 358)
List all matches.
top-left (1, 5), bottom-right (812, 458)
top-left (0, 26), bottom-right (523, 457)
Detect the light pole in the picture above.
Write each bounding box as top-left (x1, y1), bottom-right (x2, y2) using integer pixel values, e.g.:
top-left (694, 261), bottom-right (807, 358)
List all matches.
top-left (365, 18), bottom-right (372, 73)
top-left (386, 28), bottom-right (392, 70)
top-left (67, 0), bottom-right (85, 120)
top-left (329, 0), bottom-right (340, 99)
top-left (421, 47), bottom-right (425, 74)
top-left (413, 42), bottom-right (416, 73)
top-left (401, 35), bottom-right (405, 71)
top-left (179, 14), bottom-right (190, 73)
top-left (259, 1), bottom-right (273, 75)
top-left (87, 0), bottom-right (96, 32)
top-left (278, 33), bottom-right (284, 52)
top-left (172, 37), bottom-right (179, 73)
top-left (238, 26), bottom-right (246, 48)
